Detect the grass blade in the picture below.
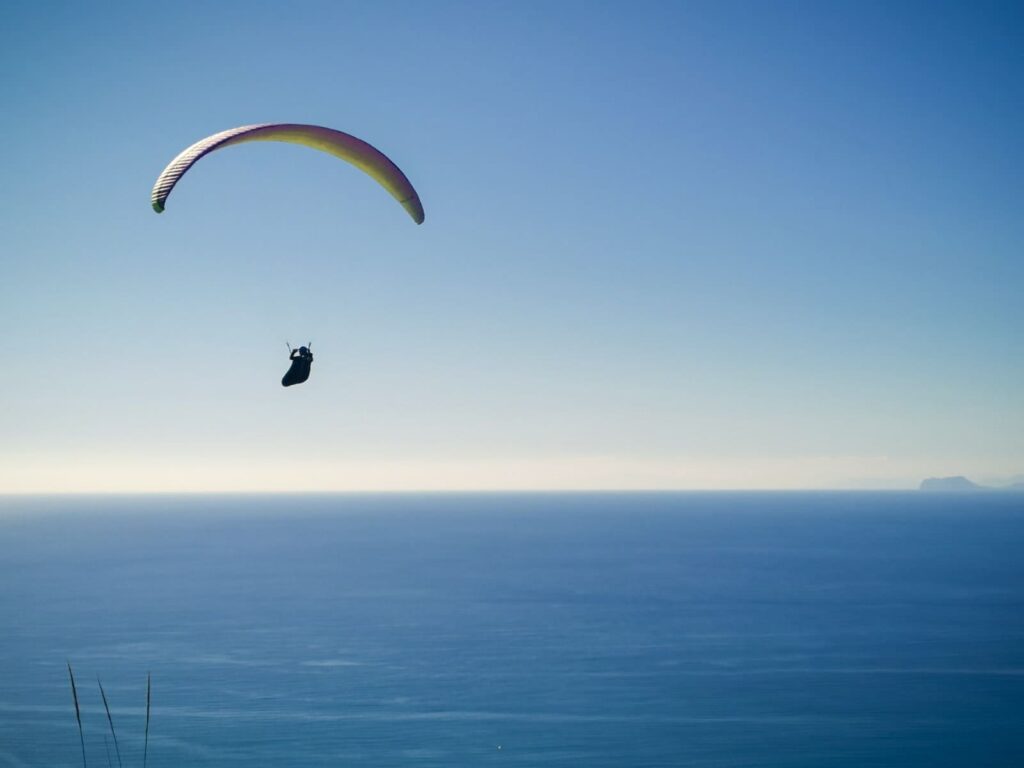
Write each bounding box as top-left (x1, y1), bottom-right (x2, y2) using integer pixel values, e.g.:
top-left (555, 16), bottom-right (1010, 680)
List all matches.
top-left (68, 662), bottom-right (87, 768)
top-left (143, 672), bottom-right (151, 768)
top-left (97, 678), bottom-right (123, 768)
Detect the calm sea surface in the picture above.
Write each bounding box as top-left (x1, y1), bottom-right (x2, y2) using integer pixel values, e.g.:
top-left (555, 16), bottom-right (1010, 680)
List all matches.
top-left (1, 492), bottom-right (1023, 767)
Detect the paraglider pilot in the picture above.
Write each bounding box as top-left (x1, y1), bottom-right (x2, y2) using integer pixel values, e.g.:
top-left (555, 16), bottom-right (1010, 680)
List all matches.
top-left (282, 343), bottom-right (313, 387)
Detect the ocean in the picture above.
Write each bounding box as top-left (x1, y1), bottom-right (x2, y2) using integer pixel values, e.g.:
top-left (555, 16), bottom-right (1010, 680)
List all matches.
top-left (1, 492), bottom-right (1022, 767)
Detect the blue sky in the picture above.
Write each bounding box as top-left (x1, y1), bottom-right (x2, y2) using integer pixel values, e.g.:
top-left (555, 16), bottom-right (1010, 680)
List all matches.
top-left (1, 0), bottom-right (1021, 491)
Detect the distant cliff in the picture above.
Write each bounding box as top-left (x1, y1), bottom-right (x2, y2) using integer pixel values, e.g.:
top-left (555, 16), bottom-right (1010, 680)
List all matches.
top-left (919, 476), bottom-right (1024, 491)
top-left (919, 476), bottom-right (983, 491)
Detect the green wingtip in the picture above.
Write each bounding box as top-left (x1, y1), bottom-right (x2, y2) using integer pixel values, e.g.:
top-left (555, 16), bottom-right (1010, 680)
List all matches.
top-left (152, 202), bottom-right (164, 213)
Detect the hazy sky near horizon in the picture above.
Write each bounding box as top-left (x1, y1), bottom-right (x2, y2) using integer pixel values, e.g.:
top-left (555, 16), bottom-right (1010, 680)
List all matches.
top-left (2, 0), bottom-right (1022, 492)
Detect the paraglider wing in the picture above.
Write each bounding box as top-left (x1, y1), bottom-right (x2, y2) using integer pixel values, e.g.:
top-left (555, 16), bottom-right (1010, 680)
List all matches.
top-left (151, 123), bottom-right (424, 224)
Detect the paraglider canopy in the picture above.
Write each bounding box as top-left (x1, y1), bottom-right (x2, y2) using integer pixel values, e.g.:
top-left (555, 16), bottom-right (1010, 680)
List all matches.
top-left (151, 123), bottom-right (424, 224)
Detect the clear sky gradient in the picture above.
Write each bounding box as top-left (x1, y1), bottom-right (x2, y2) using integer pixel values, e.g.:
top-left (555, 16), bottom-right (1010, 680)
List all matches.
top-left (2, 1), bottom-right (1021, 492)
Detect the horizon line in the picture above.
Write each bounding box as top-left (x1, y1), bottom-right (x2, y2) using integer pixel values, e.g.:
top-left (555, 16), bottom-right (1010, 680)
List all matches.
top-left (0, 487), bottom-right (937, 498)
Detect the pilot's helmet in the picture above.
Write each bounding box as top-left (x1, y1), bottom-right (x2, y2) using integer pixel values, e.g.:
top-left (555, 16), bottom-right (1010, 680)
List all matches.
top-left (299, 346), bottom-right (310, 355)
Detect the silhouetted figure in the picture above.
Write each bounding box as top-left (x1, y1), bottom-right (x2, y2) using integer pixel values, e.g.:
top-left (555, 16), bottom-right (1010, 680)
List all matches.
top-left (282, 344), bottom-right (313, 387)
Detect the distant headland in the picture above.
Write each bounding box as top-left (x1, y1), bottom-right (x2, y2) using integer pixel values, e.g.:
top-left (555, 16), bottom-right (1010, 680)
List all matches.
top-left (919, 475), bottom-right (1024, 492)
